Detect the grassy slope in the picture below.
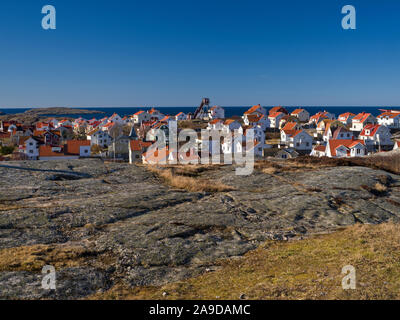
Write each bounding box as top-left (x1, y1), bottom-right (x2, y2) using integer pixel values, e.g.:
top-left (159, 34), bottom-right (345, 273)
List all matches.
top-left (94, 223), bottom-right (400, 300)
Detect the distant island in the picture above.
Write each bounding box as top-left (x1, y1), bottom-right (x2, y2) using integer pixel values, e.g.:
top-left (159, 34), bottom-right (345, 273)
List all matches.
top-left (22, 107), bottom-right (105, 116)
top-left (0, 107), bottom-right (105, 124)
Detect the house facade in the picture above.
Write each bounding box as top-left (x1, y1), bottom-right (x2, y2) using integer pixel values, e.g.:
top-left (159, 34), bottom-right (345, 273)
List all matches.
top-left (351, 112), bottom-right (376, 131)
top-left (291, 109), bottom-right (310, 122)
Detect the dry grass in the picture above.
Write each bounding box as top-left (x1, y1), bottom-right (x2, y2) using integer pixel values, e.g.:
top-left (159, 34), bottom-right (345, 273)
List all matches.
top-left (93, 223), bottom-right (400, 300)
top-left (146, 166), bottom-right (235, 193)
top-left (0, 245), bottom-right (92, 272)
top-left (288, 154), bottom-right (400, 174)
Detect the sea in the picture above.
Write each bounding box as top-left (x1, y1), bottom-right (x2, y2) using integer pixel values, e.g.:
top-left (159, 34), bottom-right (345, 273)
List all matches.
top-left (0, 106), bottom-right (399, 119)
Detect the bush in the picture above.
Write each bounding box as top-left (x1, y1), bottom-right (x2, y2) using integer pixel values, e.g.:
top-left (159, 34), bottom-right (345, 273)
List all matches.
top-left (0, 146), bottom-right (15, 155)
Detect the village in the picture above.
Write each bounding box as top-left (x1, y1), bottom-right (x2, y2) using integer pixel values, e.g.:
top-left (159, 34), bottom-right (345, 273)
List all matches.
top-left (0, 105), bottom-right (400, 164)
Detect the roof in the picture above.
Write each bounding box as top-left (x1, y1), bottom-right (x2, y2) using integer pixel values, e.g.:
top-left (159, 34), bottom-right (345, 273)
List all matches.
top-left (291, 108), bottom-right (306, 115)
top-left (268, 111), bottom-right (284, 119)
top-left (39, 146), bottom-right (66, 157)
top-left (130, 140), bottom-right (153, 152)
top-left (87, 129), bottom-right (100, 136)
top-left (332, 127), bottom-right (351, 139)
top-left (269, 106), bottom-right (288, 114)
top-left (134, 110), bottom-right (145, 116)
top-left (176, 112), bottom-right (185, 116)
top-left (338, 112), bottom-right (356, 120)
top-left (328, 139), bottom-right (365, 157)
top-left (282, 122), bottom-right (298, 131)
top-left (313, 145), bottom-right (326, 152)
top-left (66, 140), bottom-right (91, 155)
top-left (360, 124), bottom-right (381, 137)
top-left (210, 119), bottom-right (223, 125)
top-left (377, 111), bottom-right (400, 119)
top-left (245, 114), bottom-right (264, 123)
top-left (310, 112), bottom-right (329, 121)
top-left (244, 104), bottom-right (263, 115)
top-left (353, 112), bottom-right (374, 123)
top-left (143, 146), bottom-right (171, 163)
top-left (224, 119), bottom-right (237, 125)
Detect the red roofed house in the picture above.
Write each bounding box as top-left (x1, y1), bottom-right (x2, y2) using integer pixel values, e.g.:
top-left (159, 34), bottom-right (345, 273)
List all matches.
top-left (309, 111), bottom-right (335, 125)
top-left (208, 106), bottom-right (225, 119)
top-left (351, 112), bottom-right (376, 132)
top-left (280, 122), bottom-right (301, 143)
top-left (268, 112), bottom-right (286, 128)
top-left (175, 112), bottom-right (188, 121)
top-left (133, 110), bottom-right (151, 124)
top-left (207, 119), bottom-right (224, 131)
top-left (285, 130), bottom-right (313, 151)
top-left (243, 104), bottom-right (267, 117)
top-left (291, 109), bottom-right (310, 122)
top-left (338, 112), bottom-right (356, 126)
top-left (359, 124), bottom-right (393, 151)
top-left (148, 108), bottom-right (165, 121)
top-left (66, 140), bottom-right (91, 157)
top-left (222, 119), bottom-right (242, 133)
top-left (326, 139), bottom-right (367, 158)
top-left (376, 110), bottom-right (400, 129)
top-left (310, 144), bottom-right (328, 157)
top-left (242, 113), bottom-right (270, 130)
top-left (394, 141), bottom-right (400, 151)
top-left (129, 140), bottom-right (153, 163)
top-left (269, 106), bottom-right (288, 116)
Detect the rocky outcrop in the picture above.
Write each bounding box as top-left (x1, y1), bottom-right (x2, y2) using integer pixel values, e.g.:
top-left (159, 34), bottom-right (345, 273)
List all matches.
top-left (0, 159), bottom-right (399, 299)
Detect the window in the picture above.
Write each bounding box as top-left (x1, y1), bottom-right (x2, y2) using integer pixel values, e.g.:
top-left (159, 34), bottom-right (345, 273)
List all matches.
top-left (357, 149), bottom-right (360, 154)
top-left (29, 150), bottom-right (33, 154)
top-left (306, 142), bottom-right (310, 146)
top-left (296, 143), bottom-right (300, 147)
top-left (29, 142), bottom-right (33, 146)
top-left (84, 150), bottom-right (88, 153)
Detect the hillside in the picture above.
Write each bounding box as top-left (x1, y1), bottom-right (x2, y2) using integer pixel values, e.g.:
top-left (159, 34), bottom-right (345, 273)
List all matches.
top-left (0, 159), bottom-right (399, 299)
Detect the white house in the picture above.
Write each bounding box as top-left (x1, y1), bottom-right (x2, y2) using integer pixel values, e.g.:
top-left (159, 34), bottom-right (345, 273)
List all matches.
top-left (338, 112), bottom-right (356, 126)
top-left (286, 130), bottom-right (313, 151)
top-left (377, 110), bottom-right (400, 129)
top-left (351, 112), bottom-right (376, 131)
top-left (332, 127), bottom-right (353, 140)
top-left (291, 109), bottom-right (310, 122)
top-left (310, 144), bottom-right (327, 157)
top-left (133, 111), bottom-right (151, 124)
top-left (243, 104), bottom-right (267, 117)
top-left (243, 114), bottom-right (270, 130)
top-left (222, 119), bottom-right (242, 133)
top-left (207, 119), bottom-right (224, 131)
top-left (208, 106), bottom-right (225, 119)
top-left (66, 140), bottom-right (91, 157)
top-left (108, 113), bottom-right (123, 124)
top-left (309, 111), bottom-right (335, 125)
top-left (326, 139), bottom-right (367, 158)
top-left (148, 108), bottom-right (165, 121)
top-left (268, 112), bottom-right (286, 129)
top-left (175, 112), bottom-right (188, 121)
top-left (21, 137), bottom-right (40, 160)
top-left (87, 129), bottom-right (113, 148)
top-left (280, 122), bottom-right (301, 144)
top-left (359, 124), bottom-right (393, 151)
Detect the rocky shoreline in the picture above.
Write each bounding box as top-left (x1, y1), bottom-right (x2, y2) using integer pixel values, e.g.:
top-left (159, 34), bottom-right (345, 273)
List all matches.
top-left (0, 159), bottom-right (399, 299)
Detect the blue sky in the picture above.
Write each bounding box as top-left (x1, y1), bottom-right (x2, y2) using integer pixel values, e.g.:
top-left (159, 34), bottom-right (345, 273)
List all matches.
top-left (0, 0), bottom-right (399, 107)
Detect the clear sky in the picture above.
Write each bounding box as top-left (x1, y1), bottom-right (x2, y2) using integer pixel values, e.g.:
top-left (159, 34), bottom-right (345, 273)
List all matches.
top-left (0, 0), bottom-right (399, 107)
